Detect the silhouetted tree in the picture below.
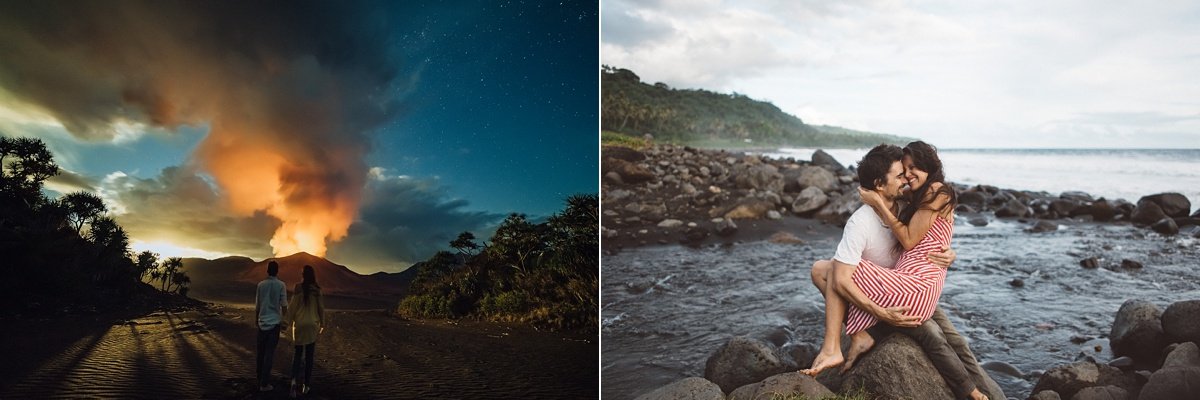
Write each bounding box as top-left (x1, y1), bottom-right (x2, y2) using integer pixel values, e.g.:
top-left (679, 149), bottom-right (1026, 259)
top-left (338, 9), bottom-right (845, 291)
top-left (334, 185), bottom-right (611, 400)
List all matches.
top-left (488, 213), bottom-right (545, 275)
top-left (135, 251), bottom-right (159, 281)
top-left (61, 191), bottom-right (107, 234)
top-left (157, 257), bottom-right (183, 291)
top-left (450, 231), bottom-right (481, 257)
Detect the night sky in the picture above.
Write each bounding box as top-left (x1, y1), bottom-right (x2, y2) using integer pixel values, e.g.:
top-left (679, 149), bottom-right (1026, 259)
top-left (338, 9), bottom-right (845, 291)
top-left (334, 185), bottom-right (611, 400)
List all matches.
top-left (0, 1), bottom-right (598, 273)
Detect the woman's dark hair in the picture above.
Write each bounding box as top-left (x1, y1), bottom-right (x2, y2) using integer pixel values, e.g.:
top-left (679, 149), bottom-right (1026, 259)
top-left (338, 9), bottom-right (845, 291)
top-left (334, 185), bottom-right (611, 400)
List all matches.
top-left (898, 141), bottom-right (957, 224)
top-left (856, 144), bottom-right (904, 190)
top-left (300, 264), bottom-right (319, 305)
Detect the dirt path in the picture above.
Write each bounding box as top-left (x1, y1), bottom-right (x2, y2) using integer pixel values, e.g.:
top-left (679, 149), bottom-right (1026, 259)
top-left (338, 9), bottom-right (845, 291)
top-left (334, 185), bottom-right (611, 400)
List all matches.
top-left (0, 305), bottom-right (597, 399)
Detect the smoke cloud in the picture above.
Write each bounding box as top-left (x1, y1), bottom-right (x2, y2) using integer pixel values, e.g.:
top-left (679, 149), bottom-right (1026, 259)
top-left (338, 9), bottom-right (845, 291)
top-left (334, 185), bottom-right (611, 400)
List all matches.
top-left (0, 1), bottom-right (405, 256)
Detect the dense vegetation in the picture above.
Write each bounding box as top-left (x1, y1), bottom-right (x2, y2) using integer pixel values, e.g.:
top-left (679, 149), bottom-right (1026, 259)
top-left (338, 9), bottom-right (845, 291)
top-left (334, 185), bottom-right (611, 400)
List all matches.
top-left (601, 65), bottom-right (914, 148)
top-left (0, 137), bottom-right (189, 316)
top-left (396, 195), bottom-right (598, 331)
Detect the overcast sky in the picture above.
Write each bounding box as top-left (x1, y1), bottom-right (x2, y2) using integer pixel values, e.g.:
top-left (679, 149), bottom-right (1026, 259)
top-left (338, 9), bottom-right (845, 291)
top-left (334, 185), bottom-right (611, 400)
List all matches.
top-left (602, 0), bottom-right (1200, 148)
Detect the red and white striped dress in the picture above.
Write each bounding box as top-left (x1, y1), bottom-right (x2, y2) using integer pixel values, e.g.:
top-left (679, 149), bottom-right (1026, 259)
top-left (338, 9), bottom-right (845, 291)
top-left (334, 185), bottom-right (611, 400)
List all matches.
top-left (844, 215), bottom-right (953, 335)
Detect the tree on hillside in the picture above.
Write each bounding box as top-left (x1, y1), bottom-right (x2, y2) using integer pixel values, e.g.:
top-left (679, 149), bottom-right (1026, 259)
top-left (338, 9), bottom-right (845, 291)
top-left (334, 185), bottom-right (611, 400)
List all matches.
top-left (450, 231), bottom-right (481, 257)
top-left (61, 191), bottom-right (107, 234)
top-left (135, 251), bottom-right (159, 281)
top-left (488, 213), bottom-right (545, 275)
top-left (155, 257), bottom-right (183, 292)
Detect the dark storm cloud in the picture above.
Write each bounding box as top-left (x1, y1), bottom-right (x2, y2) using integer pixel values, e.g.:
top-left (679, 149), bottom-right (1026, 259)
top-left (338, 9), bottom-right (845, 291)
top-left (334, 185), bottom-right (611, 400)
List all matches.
top-left (325, 173), bottom-right (504, 273)
top-left (0, 0), bottom-right (411, 256)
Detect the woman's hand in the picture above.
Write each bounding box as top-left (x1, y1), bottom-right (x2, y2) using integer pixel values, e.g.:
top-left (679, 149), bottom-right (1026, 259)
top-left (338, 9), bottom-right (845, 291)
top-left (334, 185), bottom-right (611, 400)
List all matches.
top-left (858, 186), bottom-right (885, 210)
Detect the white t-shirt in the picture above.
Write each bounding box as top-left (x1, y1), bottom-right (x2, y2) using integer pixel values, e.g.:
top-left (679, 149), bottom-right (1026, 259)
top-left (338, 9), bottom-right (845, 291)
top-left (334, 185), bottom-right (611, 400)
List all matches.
top-left (256, 276), bottom-right (287, 329)
top-left (833, 205), bottom-right (901, 268)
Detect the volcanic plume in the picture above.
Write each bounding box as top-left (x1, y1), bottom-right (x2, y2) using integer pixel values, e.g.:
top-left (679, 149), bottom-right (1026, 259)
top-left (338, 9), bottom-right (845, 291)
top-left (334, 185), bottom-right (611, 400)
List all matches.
top-left (0, 1), bottom-right (404, 256)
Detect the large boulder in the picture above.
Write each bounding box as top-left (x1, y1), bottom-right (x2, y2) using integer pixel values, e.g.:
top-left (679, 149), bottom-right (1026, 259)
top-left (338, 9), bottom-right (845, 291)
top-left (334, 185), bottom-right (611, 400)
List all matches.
top-left (1031, 361), bottom-right (1139, 399)
top-left (828, 333), bottom-right (958, 399)
top-left (810, 149), bottom-right (844, 170)
top-left (704, 336), bottom-right (793, 393)
top-left (1137, 343), bottom-right (1200, 400)
top-left (1151, 218), bottom-right (1180, 235)
top-left (791, 186), bottom-right (829, 214)
top-left (1030, 390), bottom-right (1062, 400)
top-left (733, 163), bottom-right (784, 193)
top-left (602, 158), bottom-right (655, 184)
top-left (1139, 193), bottom-right (1191, 218)
top-left (1109, 299), bottom-right (1167, 363)
top-left (728, 372), bottom-right (834, 400)
top-left (958, 191), bottom-right (988, 210)
top-left (794, 166), bottom-right (838, 193)
top-left (1130, 200), bottom-right (1167, 226)
top-left (1070, 385), bottom-right (1128, 400)
top-left (634, 377), bottom-right (726, 400)
top-left (994, 198), bottom-right (1030, 218)
top-left (815, 192), bottom-right (862, 226)
top-left (1161, 300), bottom-right (1200, 344)
top-left (603, 146), bottom-right (647, 162)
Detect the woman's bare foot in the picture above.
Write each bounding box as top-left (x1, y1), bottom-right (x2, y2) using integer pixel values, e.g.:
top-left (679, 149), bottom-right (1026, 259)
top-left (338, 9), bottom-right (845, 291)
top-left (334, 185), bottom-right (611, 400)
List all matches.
top-left (799, 349), bottom-right (844, 376)
top-left (841, 332), bottom-right (875, 373)
top-left (969, 388), bottom-right (988, 400)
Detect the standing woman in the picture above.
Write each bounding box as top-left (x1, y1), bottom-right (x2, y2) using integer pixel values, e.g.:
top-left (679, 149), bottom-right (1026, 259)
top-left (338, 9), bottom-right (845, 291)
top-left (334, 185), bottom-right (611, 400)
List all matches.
top-left (286, 265), bottom-right (325, 398)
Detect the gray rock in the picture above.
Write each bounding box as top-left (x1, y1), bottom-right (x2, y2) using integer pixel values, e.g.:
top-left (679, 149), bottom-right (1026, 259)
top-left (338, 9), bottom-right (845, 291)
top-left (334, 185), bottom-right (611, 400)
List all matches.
top-left (795, 166), bottom-right (838, 193)
top-left (1051, 199), bottom-right (1081, 216)
top-left (827, 333), bottom-right (1005, 400)
top-left (1108, 356), bottom-right (1134, 369)
top-left (634, 377), bottom-right (725, 400)
top-left (728, 372), bottom-right (834, 400)
top-left (1081, 199), bottom-right (1117, 222)
top-left (968, 216), bottom-right (989, 227)
top-left (1031, 361), bottom-right (1138, 399)
top-left (781, 342), bottom-right (818, 371)
top-left (766, 210), bottom-right (782, 220)
top-left (1061, 191), bottom-right (1095, 203)
top-left (658, 219), bottom-right (684, 228)
top-left (604, 171), bottom-right (624, 185)
top-left (1161, 342), bottom-right (1200, 370)
top-left (995, 198), bottom-right (1030, 218)
top-left (811, 149), bottom-right (844, 170)
top-left (1162, 300), bottom-right (1200, 344)
top-left (606, 189), bottom-right (633, 202)
top-left (1070, 385), bottom-right (1127, 400)
top-left (958, 191), bottom-right (988, 209)
top-left (1110, 299), bottom-right (1166, 363)
top-left (1080, 257), bottom-right (1101, 269)
top-left (1131, 200), bottom-right (1167, 226)
top-left (1137, 367), bottom-right (1200, 400)
top-left (1030, 390), bottom-right (1062, 400)
top-left (703, 336), bottom-right (793, 393)
top-left (681, 183), bottom-right (698, 195)
top-left (603, 157), bottom-right (656, 184)
top-left (1140, 193), bottom-right (1191, 218)
top-left (733, 164), bottom-right (784, 193)
top-left (814, 192), bottom-right (863, 226)
top-left (791, 186), bottom-right (829, 214)
top-left (1151, 218), bottom-right (1179, 235)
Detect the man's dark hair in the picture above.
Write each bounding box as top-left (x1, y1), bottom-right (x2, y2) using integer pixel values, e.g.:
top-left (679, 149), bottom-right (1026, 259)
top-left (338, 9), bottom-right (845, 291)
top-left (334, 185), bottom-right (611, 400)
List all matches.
top-left (267, 260), bottom-right (279, 277)
top-left (856, 144), bottom-right (904, 190)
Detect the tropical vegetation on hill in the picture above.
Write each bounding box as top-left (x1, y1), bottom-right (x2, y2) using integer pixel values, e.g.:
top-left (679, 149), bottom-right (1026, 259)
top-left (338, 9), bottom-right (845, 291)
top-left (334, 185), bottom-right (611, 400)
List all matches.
top-left (601, 65), bottom-right (914, 148)
top-left (396, 194), bottom-right (598, 331)
top-left (0, 136), bottom-right (189, 316)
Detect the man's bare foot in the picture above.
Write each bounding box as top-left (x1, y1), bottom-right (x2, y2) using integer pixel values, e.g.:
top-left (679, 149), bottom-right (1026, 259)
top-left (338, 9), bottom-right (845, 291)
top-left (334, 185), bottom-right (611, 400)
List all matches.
top-left (799, 350), bottom-right (844, 376)
top-left (841, 333), bottom-right (875, 373)
top-left (969, 388), bottom-right (988, 400)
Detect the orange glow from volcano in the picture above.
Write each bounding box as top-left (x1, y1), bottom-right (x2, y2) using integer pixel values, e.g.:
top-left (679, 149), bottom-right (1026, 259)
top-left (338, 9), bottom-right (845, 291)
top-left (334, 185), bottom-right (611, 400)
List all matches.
top-left (195, 120), bottom-right (364, 257)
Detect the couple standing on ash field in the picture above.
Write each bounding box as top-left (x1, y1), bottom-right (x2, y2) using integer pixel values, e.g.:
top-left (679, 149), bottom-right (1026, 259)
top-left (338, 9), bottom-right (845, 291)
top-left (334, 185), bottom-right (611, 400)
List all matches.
top-left (254, 261), bottom-right (327, 398)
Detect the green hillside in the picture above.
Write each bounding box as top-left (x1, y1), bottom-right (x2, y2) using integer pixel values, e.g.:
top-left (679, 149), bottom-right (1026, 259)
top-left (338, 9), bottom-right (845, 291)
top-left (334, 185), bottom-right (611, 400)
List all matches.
top-left (601, 66), bottom-right (914, 148)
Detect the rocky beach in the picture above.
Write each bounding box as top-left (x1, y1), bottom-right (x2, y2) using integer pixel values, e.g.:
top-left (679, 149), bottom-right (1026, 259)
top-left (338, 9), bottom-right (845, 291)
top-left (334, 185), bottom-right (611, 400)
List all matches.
top-left (601, 143), bottom-right (1200, 399)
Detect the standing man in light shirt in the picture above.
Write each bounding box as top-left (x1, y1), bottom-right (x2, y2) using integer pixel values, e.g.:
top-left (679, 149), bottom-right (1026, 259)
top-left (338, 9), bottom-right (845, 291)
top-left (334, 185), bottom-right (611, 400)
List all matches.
top-left (255, 260), bottom-right (287, 392)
